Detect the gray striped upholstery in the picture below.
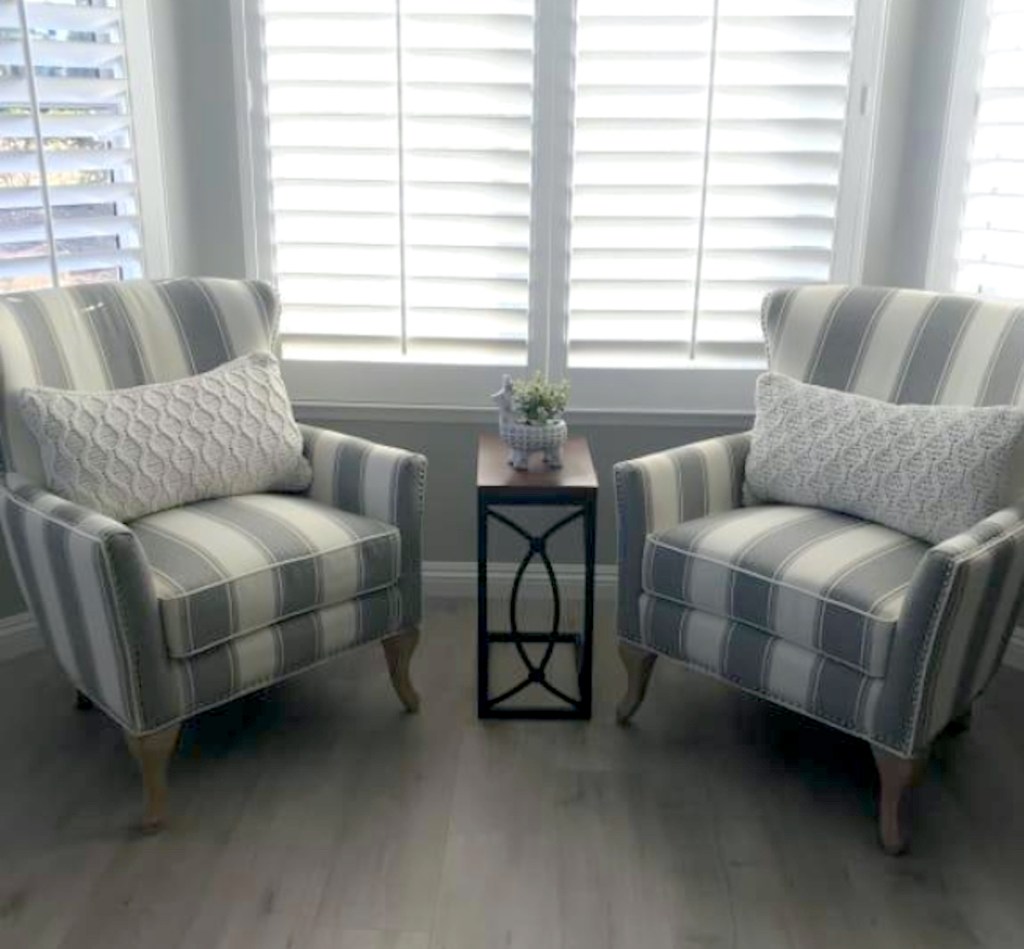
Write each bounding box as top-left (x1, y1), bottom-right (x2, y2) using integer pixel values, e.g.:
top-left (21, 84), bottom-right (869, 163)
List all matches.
top-left (618, 285), bottom-right (1024, 757)
top-left (898, 502), bottom-right (1024, 750)
top-left (1, 476), bottom-right (177, 731)
top-left (643, 506), bottom-right (927, 677)
top-left (615, 433), bottom-right (751, 641)
top-left (0, 279), bottom-right (426, 735)
top-left (0, 476), bottom-right (405, 731)
top-left (167, 589), bottom-right (402, 720)
top-left (636, 503), bottom-right (1024, 756)
top-left (301, 424), bottom-right (425, 632)
top-left (639, 597), bottom-right (886, 744)
top-left (762, 284), bottom-right (1024, 405)
top-left (0, 279), bottom-right (278, 483)
top-left (133, 495), bottom-right (401, 659)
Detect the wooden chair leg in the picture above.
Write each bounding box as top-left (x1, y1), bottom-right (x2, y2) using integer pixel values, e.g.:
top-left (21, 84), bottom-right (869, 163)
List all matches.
top-left (616, 643), bottom-right (657, 725)
top-left (74, 690), bottom-right (94, 711)
top-left (944, 705), bottom-right (973, 737)
top-left (124, 723), bottom-right (181, 832)
top-left (872, 746), bottom-right (927, 856)
top-left (382, 627), bottom-right (420, 713)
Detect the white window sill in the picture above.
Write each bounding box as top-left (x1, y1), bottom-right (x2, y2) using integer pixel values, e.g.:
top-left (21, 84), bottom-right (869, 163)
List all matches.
top-left (280, 355), bottom-right (761, 416)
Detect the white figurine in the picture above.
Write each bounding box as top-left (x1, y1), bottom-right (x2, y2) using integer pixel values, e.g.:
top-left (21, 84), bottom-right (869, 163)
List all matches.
top-left (492, 374), bottom-right (530, 470)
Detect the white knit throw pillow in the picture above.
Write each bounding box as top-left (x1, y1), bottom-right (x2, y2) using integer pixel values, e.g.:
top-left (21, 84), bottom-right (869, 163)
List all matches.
top-left (745, 372), bottom-right (1024, 544)
top-left (17, 352), bottom-right (311, 522)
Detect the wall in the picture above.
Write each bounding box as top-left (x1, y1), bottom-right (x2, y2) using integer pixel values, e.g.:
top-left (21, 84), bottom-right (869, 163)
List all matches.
top-left (0, 0), bottom-right (966, 622)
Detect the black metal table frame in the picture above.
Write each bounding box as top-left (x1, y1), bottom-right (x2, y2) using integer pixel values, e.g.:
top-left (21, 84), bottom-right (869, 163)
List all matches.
top-left (477, 489), bottom-right (596, 719)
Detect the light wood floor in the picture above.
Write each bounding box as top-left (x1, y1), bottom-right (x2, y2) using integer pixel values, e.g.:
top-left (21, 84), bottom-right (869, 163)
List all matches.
top-left (3, 599), bottom-right (1024, 949)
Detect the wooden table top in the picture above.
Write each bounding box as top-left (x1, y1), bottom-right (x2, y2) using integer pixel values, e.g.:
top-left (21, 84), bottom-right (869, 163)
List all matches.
top-left (476, 433), bottom-right (598, 497)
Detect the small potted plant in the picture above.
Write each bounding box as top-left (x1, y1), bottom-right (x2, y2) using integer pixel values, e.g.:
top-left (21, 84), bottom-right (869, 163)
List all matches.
top-left (492, 372), bottom-right (570, 470)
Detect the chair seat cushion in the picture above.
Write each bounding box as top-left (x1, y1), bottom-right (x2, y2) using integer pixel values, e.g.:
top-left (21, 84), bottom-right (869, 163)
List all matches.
top-left (636, 594), bottom-right (891, 744)
top-left (642, 505), bottom-right (929, 677)
top-left (132, 493), bottom-right (401, 658)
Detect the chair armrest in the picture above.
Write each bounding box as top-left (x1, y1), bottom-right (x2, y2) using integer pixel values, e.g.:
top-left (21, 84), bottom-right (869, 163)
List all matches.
top-left (613, 432), bottom-right (751, 639)
top-left (0, 476), bottom-right (171, 732)
top-left (300, 425), bottom-right (427, 625)
top-left (889, 503), bottom-right (1024, 753)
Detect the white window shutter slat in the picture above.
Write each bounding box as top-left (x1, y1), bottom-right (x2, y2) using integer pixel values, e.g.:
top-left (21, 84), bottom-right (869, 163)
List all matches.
top-left (0, 0), bottom-right (143, 292)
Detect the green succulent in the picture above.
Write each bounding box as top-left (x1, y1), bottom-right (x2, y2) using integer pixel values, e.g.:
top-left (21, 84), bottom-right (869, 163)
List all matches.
top-left (511, 372), bottom-right (570, 425)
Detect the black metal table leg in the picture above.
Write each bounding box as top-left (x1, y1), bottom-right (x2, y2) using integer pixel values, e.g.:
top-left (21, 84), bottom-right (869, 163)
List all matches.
top-left (580, 493), bottom-right (597, 718)
top-left (477, 492), bottom-right (490, 719)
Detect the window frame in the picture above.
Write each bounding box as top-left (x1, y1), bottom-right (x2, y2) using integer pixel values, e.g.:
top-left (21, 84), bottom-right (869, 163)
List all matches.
top-left (233, 0), bottom-right (887, 413)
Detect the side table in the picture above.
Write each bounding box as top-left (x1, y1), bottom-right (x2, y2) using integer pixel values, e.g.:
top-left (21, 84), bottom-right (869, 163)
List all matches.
top-left (476, 433), bottom-right (598, 719)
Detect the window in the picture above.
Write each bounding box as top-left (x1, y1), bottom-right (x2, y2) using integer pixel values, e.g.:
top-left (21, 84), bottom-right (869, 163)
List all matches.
top-left (933, 0), bottom-right (1024, 300)
top-left (0, 0), bottom-right (153, 294)
top-left (569, 1), bottom-right (858, 368)
top-left (258, 0), bottom-right (533, 365)
top-left (238, 0), bottom-right (882, 408)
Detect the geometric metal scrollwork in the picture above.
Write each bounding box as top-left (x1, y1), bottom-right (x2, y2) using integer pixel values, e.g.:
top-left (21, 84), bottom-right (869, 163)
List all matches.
top-left (485, 507), bottom-right (583, 707)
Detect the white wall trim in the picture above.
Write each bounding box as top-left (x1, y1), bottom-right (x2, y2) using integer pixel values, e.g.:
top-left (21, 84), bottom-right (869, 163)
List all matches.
top-left (0, 612), bottom-right (39, 662)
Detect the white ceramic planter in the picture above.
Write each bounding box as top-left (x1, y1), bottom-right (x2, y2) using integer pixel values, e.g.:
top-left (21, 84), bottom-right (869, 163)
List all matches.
top-left (499, 417), bottom-right (567, 470)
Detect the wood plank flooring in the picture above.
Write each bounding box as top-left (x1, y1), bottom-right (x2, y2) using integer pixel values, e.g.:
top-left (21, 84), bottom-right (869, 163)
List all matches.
top-left (3, 598), bottom-right (1024, 948)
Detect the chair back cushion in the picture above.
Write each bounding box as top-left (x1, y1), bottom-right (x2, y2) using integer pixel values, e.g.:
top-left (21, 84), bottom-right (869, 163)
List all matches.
top-left (0, 278), bottom-right (278, 481)
top-left (762, 285), bottom-right (1024, 406)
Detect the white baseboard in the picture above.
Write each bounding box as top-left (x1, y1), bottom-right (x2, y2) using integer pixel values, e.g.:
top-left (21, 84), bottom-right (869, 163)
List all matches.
top-left (424, 560), bottom-right (617, 602)
top-left (0, 611), bottom-right (39, 662)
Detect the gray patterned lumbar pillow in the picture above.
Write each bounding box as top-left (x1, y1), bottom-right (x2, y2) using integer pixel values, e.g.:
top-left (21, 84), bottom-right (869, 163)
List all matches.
top-left (745, 373), bottom-right (1024, 545)
top-left (18, 352), bottom-right (311, 522)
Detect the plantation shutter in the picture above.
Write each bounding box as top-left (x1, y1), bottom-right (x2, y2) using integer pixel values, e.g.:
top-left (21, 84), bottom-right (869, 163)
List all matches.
top-left (953, 0), bottom-right (1024, 299)
top-left (263, 0), bottom-right (534, 364)
top-left (568, 0), bottom-right (857, 367)
top-left (0, 0), bottom-right (143, 293)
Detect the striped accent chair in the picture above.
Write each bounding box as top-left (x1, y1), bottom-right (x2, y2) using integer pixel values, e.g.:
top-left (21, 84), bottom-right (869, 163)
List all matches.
top-left (615, 285), bottom-right (1024, 854)
top-left (0, 278), bottom-right (426, 829)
